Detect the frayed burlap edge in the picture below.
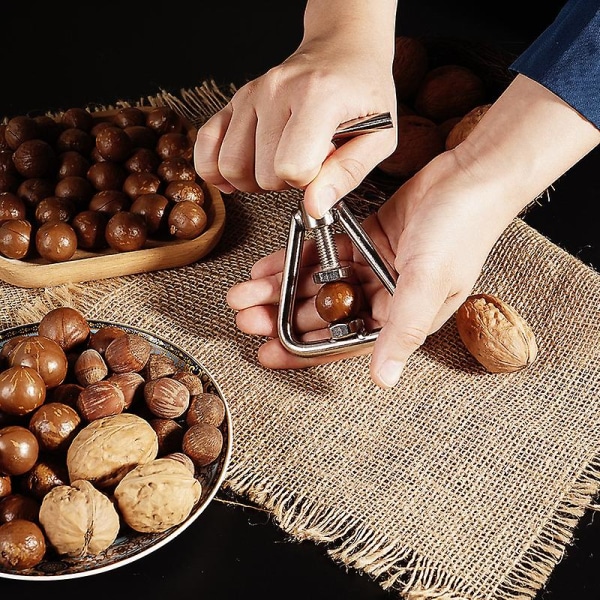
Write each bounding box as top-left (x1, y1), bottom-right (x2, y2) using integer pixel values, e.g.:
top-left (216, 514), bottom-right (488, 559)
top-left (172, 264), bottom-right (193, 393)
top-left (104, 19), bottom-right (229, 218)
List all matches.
top-left (8, 80), bottom-right (599, 600)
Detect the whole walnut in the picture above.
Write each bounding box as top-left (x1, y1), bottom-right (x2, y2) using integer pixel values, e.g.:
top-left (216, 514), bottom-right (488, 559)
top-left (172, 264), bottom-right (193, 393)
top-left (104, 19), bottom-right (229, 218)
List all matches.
top-left (67, 412), bottom-right (158, 488)
top-left (456, 293), bottom-right (538, 373)
top-left (38, 479), bottom-right (120, 557)
top-left (114, 457), bottom-right (201, 533)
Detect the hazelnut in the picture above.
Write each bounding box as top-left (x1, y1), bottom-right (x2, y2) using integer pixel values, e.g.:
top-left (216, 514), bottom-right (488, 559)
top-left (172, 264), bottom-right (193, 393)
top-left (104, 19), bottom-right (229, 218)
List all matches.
top-left (143, 353), bottom-right (178, 380)
top-left (76, 380), bottom-right (125, 421)
top-left (149, 418), bottom-right (185, 455)
top-left (48, 382), bottom-right (84, 408)
top-left (104, 332), bottom-right (152, 373)
top-left (144, 377), bottom-right (190, 419)
top-left (106, 371), bottom-right (144, 409)
top-left (171, 370), bottom-right (204, 396)
top-left (186, 392), bottom-right (226, 427)
top-left (74, 348), bottom-right (108, 386)
top-left (88, 325), bottom-right (127, 355)
top-left (182, 422), bottom-right (223, 467)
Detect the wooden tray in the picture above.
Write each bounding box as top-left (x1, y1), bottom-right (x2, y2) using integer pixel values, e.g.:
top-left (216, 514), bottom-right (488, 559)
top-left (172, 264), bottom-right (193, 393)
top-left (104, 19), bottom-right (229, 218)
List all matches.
top-left (0, 107), bottom-right (227, 289)
top-left (0, 183), bottom-right (225, 288)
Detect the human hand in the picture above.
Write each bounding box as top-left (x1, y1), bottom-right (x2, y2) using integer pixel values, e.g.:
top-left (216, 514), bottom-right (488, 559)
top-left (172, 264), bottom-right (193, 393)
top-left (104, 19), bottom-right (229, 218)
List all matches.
top-left (226, 148), bottom-right (521, 388)
top-left (193, 35), bottom-right (397, 219)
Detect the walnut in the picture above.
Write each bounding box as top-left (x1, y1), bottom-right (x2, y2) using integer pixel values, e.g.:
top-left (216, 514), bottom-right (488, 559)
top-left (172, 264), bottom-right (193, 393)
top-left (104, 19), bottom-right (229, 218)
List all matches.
top-left (66, 412), bottom-right (158, 488)
top-left (456, 293), bottom-right (538, 373)
top-left (114, 457), bottom-right (201, 533)
top-left (38, 479), bottom-right (120, 557)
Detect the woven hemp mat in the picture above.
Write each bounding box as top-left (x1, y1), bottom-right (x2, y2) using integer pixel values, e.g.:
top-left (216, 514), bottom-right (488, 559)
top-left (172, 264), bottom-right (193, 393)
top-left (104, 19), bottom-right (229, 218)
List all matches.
top-left (3, 82), bottom-right (600, 600)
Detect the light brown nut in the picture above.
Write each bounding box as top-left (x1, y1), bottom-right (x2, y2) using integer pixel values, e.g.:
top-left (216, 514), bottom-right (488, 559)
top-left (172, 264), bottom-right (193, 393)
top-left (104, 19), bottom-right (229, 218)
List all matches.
top-left (66, 413), bottom-right (158, 488)
top-left (182, 422), bottom-right (223, 467)
top-left (186, 393), bottom-right (226, 427)
top-left (144, 377), bottom-right (190, 419)
top-left (104, 332), bottom-right (151, 373)
top-left (114, 457), bottom-right (201, 533)
top-left (76, 380), bottom-right (125, 421)
top-left (456, 293), bottom-right (538, 373)
top-left (74, 348), bottom-right (108, 386)
top-left (39, 479), bottom-right (120, 557)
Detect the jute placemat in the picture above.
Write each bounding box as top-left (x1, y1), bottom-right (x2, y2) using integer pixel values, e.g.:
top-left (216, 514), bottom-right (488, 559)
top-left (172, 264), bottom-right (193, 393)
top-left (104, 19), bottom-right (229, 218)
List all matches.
top-left (3, 83), bottom-right (600, 600)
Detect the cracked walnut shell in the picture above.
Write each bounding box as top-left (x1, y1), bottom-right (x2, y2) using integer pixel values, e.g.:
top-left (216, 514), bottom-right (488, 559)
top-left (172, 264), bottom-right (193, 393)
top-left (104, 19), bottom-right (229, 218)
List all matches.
top-left (114, 457), bottom-right (201, 533)
top-left (456, 293), bottom-right (538, 373)
top-left (39, 479), bottom-right (120, 557)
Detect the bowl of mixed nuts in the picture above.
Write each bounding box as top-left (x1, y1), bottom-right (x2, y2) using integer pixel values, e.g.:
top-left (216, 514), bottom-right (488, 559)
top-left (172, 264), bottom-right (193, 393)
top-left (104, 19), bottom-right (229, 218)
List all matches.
top-left (0, 306), bottom-right (232, 579)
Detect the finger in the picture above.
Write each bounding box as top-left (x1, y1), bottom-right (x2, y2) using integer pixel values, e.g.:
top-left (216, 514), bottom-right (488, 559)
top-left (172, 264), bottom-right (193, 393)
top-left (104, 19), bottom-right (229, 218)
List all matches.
top-left (234, 293), bottom-right (328, 338)
top-left (368, 267), bottom-right (450, 389)
top-left (193, 106), bottom-right (235, 193)
top-left (303, 128), bottom-right (397, 218)
top-left (217, 102), bottom-right (261, 193)
top-left (274, 107), bottom-right (343, 190)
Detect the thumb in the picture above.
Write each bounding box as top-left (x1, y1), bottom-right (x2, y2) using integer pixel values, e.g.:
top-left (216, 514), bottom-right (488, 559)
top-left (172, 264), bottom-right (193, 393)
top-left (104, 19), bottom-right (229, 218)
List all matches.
top-left (369, 272), bottom-right (449, 389)
top-left (303, 130), bottom-right (396, 218)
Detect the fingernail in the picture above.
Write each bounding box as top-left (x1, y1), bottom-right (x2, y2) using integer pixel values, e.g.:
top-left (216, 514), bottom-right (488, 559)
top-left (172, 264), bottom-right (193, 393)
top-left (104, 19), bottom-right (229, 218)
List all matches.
top-left (316, 185), bottom-right (337, 217)
top-left (378, 360), bottom-right (404, 388)
top-left (216, 183), bottom-right (236, 194)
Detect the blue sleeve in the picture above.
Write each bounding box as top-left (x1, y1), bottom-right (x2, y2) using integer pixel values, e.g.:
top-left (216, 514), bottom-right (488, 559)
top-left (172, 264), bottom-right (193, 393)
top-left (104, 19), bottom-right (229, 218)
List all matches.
top-left (510, 0), bottom-right (600, 129)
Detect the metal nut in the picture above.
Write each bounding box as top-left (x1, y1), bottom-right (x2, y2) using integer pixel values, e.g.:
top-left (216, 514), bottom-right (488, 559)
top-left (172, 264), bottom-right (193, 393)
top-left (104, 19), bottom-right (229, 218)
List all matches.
top-left (328, 318), bottom-right (365, 339)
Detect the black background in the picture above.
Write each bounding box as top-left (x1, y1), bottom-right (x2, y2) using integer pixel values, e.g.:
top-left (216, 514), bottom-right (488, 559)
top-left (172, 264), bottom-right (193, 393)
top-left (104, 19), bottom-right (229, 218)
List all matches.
top-left (2, 1), bottom-right (599, 598)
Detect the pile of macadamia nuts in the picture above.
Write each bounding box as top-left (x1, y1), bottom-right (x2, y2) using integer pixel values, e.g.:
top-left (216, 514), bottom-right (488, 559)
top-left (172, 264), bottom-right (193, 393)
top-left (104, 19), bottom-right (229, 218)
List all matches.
top-left (0, 105), bottom-right (209, 263)
top-left (0, 306), bottom-right (227, 572)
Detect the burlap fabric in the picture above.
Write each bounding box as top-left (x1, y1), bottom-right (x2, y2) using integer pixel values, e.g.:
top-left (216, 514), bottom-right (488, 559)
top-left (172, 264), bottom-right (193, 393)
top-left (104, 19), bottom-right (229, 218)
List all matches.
top-left (3, 83), bottom-right (600, 600)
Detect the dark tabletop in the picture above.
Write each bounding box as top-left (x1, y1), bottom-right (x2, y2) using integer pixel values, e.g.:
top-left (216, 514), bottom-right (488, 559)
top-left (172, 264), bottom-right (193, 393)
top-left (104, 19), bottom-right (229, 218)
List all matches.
top-left (1, 1), bottom-right (599, 598)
